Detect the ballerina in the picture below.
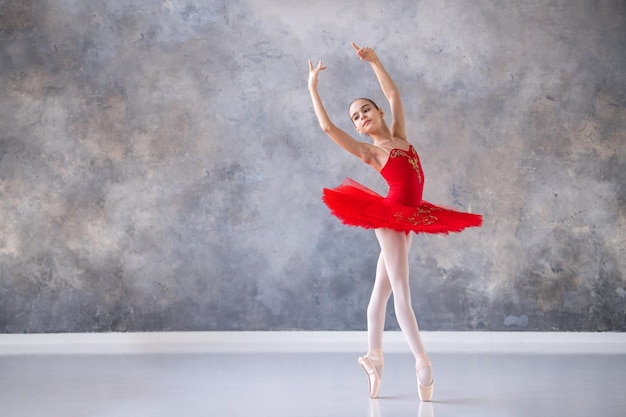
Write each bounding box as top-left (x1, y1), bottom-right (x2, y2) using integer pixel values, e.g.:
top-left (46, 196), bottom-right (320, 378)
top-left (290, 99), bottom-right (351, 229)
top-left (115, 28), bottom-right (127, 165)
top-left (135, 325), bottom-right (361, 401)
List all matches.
top-left (308, 42), bottom-right (481, 400)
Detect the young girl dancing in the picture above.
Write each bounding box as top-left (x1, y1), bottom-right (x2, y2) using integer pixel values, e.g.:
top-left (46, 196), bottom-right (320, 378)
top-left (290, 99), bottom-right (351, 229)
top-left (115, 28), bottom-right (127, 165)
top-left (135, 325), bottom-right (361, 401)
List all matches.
top-left (307, 43), bottom-right (482, 401)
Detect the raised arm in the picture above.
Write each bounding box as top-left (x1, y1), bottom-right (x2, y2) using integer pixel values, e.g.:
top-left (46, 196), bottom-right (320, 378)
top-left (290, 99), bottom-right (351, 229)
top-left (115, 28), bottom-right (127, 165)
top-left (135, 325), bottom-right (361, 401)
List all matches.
top-left (352, 43), bottom-right (406, 141)
top-left (308, 60), bottom-right (381, 168)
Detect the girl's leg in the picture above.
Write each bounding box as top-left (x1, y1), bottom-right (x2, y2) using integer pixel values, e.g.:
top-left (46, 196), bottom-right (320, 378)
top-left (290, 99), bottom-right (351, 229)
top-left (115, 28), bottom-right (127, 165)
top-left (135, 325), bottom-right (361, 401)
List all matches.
top-left (366, 252), bottom-right (393, 376)
top-left (374, 228), bottom-right (432, 386)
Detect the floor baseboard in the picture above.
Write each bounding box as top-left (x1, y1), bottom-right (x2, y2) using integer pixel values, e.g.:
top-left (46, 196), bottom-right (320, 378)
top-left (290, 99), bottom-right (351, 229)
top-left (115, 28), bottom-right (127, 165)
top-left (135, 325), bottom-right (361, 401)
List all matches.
top-left (1, 331), bottom-right (625, 355)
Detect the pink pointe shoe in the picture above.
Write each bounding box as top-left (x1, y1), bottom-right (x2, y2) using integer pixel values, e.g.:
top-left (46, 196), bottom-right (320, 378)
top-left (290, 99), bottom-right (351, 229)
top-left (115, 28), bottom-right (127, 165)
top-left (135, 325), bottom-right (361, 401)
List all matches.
top-left (415, 353), bottom-right (434, 402)
top-left (358, 356), bottom-right (381, 398)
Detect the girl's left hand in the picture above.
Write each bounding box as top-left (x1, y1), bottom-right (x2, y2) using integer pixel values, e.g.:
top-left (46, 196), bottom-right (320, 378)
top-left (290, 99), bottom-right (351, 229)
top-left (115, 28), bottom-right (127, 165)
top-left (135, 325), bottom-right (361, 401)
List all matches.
top-left (352, 42), bottom-right (378, 62)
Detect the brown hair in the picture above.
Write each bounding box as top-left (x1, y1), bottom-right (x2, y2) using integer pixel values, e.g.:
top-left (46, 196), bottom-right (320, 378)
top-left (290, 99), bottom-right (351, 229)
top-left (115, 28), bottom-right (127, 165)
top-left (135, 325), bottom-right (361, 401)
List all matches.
top-left (349, 98), bottom-right (379, 112)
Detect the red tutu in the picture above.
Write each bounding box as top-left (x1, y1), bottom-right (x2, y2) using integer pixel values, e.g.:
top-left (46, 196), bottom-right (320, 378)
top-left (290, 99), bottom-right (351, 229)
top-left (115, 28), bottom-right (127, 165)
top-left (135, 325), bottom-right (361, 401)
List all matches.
top-left (322, 178), bottom-right (482, 235)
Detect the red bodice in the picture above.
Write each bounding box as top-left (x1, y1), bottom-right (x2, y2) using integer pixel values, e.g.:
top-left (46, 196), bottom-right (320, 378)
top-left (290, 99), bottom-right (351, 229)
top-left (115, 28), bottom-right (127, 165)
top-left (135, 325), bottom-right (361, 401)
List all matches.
top-left (381, 146), bottom-right (424, 206)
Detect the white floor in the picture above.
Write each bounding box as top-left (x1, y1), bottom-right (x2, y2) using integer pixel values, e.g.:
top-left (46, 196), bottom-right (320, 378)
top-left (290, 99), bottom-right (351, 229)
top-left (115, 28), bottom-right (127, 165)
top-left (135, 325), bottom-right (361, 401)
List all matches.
top-left (2, 350), bottom-right (625, 417)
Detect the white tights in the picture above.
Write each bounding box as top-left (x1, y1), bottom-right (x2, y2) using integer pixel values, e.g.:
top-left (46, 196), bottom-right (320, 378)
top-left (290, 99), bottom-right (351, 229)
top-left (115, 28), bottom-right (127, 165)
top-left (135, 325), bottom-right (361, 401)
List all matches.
top-left (367, 228), bottom-right (432, 385)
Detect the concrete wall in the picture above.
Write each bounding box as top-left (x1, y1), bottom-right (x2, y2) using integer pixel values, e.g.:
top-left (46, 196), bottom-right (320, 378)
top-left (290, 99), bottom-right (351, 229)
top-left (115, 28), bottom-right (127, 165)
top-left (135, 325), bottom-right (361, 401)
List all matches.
top-left (1, 0), bottom-right (624, 332)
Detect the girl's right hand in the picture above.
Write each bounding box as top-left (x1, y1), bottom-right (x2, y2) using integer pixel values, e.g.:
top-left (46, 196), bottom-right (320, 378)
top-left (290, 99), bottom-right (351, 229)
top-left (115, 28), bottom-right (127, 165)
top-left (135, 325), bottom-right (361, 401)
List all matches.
top-left (308, 60), bottom-right (326, 91)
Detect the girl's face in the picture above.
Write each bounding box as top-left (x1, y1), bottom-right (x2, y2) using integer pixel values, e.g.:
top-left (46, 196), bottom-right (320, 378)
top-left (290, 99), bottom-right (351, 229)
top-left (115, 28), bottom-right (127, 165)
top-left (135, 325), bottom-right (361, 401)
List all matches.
top-left (349, 99), bottom-right (383, 134)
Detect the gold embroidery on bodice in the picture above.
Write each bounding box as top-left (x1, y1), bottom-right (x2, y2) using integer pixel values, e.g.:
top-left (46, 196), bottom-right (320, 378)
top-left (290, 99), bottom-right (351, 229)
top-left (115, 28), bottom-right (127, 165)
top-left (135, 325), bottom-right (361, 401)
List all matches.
top-left (388, 148), bottom-right (423, 184)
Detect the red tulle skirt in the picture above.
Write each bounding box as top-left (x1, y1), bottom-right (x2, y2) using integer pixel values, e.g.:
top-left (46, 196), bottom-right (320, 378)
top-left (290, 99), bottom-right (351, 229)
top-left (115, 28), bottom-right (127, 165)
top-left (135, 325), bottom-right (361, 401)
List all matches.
top-left (322, 178), bottom-right (482, 235)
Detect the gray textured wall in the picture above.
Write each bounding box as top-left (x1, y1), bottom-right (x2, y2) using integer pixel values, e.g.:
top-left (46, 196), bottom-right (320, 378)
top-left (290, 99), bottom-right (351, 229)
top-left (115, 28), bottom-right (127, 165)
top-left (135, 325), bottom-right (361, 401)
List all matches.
top-left (0, 0), bottom-right (624, 333)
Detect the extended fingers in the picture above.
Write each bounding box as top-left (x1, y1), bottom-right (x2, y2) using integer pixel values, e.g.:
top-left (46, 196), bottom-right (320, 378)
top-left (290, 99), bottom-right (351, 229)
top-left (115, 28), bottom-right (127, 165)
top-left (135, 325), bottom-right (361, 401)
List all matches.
top-left (352, 42), bottom-right (366, 57)
top-left (352, 42), bottom-right (373, 60)
top-left (308, 60), bottom-right (326, 72)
